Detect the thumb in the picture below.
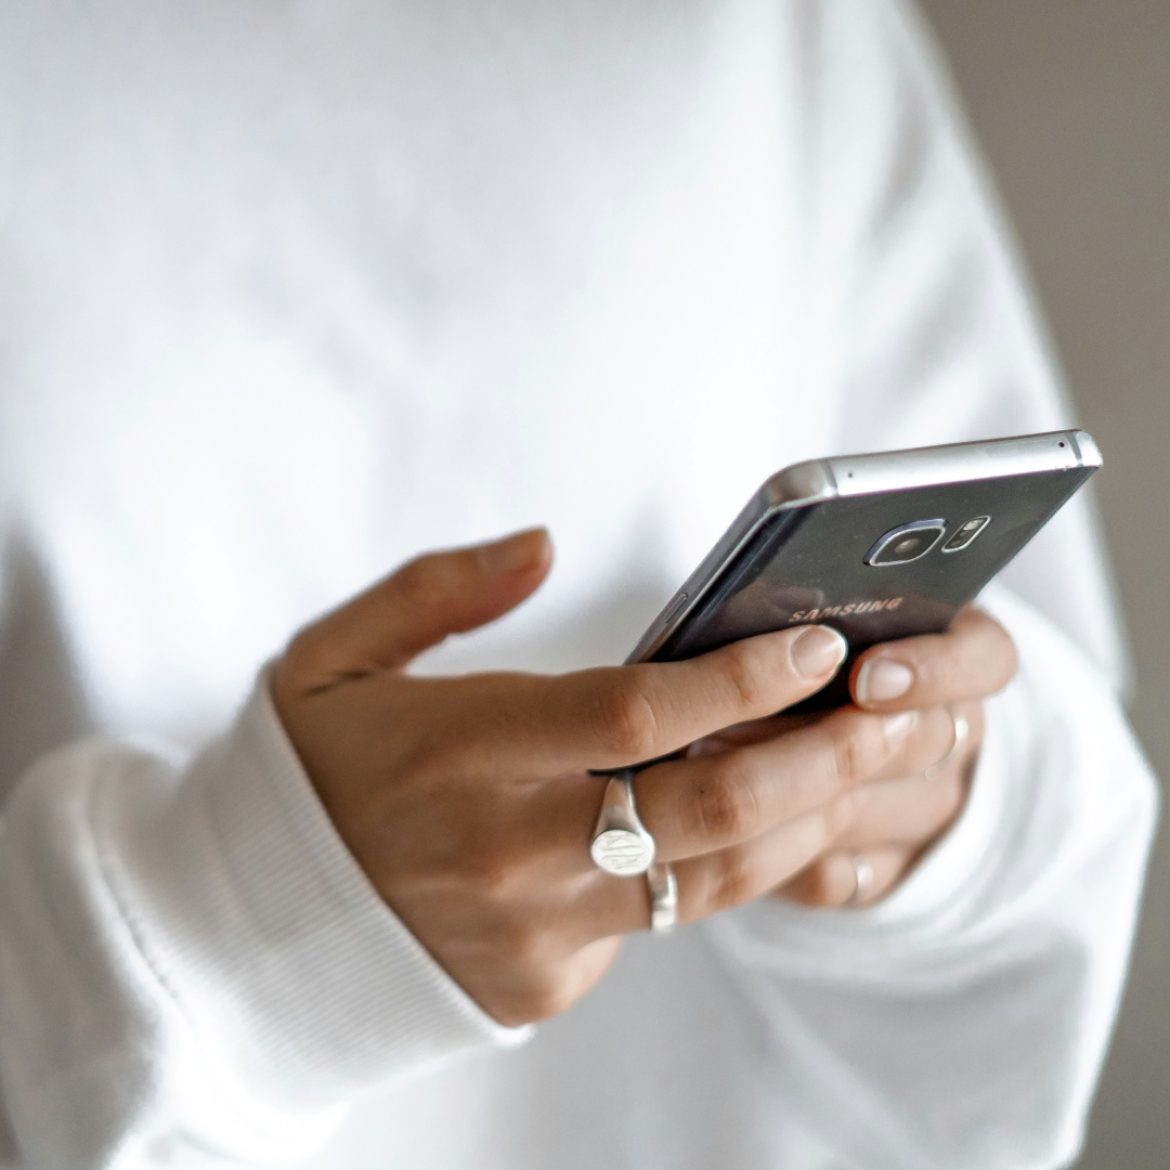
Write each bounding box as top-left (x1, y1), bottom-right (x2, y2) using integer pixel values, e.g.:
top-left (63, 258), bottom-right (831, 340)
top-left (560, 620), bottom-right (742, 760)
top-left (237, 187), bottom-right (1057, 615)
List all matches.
top-left (280, 527), bottom-right (552, 693)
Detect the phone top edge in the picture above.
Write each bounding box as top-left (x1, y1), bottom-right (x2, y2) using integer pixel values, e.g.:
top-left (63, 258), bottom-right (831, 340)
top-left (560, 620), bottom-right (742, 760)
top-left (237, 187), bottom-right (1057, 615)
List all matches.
top-left (758, 459), bottom-right (840, 510)
top-left (1069, 429), bottom-right (1104, 468)
top-left (826, 430), bottom-right (1099, 497)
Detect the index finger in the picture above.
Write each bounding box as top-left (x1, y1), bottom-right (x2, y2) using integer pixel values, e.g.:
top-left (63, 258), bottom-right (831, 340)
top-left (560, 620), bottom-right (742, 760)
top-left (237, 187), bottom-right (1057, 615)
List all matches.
top-left (470, 624), bottom-right (848, 774)
top-left (851, 606), bottom-right (1017, 711)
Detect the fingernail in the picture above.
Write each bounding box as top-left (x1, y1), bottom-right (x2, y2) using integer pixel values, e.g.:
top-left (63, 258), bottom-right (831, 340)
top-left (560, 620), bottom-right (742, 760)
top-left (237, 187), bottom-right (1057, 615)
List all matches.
top-left (856, 659), bottom-right (914, 704)
top-left (791, 625), bottom-right (849, 679)
top-left (884, 710), bottom-right (917, 741)
top-left (478, 527), bottom-right (551, 574)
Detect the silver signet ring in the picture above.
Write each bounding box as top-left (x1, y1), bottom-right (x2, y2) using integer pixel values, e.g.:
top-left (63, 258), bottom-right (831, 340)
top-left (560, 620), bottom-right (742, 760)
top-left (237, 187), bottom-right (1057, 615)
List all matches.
top-left (590, 770), bottom-right (657, 877)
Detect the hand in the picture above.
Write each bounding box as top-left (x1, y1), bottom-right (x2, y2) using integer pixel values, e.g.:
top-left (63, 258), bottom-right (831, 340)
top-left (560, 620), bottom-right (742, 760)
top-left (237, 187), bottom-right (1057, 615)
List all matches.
top-left (270, 530), bottom-right (988, 1025)
top-left (762, 608), bottom-right (1015, 908)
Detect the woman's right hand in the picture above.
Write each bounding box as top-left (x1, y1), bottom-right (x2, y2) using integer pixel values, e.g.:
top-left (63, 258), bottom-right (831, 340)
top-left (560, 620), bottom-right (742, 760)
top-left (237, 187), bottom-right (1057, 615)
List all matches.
top-left (271, 528), bottom-right (955, 1026)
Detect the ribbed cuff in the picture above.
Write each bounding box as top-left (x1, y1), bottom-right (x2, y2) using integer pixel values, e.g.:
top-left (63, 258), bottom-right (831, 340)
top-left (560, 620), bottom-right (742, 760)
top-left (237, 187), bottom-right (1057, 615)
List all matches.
top-left (94, 670), bottom-right (530, 1108)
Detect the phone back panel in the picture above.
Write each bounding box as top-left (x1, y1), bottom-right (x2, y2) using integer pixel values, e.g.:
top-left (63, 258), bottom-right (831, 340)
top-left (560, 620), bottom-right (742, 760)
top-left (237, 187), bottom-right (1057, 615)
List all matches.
top-left (645, 464), bottom-right (1095, 704)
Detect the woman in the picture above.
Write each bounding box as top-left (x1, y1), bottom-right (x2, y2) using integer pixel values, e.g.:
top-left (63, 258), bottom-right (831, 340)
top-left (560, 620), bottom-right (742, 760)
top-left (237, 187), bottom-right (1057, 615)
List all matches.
top-left (0, 1), bottom-right (1154, 1166)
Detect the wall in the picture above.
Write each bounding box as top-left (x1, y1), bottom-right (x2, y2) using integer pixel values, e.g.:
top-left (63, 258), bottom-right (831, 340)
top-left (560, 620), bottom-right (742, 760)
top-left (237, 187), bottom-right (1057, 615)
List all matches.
top-left (918, 3), bottom-right (1169, 1166)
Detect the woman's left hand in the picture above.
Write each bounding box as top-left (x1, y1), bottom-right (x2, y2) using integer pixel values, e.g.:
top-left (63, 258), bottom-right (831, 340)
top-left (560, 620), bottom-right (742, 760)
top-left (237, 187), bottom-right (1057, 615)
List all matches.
top-left (690, 607), bottom-right (1017, 909)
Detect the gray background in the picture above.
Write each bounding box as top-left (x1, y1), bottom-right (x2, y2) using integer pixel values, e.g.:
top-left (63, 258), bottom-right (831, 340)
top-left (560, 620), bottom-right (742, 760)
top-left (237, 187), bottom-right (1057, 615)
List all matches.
top-left (920, 3), bottom-right (1168, 1166)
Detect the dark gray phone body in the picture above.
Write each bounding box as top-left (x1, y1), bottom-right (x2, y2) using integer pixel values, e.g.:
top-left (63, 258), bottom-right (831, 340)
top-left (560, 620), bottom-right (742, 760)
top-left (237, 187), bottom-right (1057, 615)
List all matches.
top-left (628, 430), bottom-right (1100, 707)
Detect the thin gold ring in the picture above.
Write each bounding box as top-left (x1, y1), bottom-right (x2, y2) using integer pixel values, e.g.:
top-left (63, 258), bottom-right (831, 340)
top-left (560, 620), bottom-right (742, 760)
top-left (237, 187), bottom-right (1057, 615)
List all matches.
top-left (924, 704), bottom-right (970, 778)
top-left (847, 855), bottom-right (875, 906)
top-left (647, 862), bottom-right (678, 933)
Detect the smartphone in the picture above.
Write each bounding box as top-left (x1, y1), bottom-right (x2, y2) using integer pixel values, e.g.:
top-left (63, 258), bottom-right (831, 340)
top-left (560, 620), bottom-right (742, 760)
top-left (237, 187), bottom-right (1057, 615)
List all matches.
top-left (627, 430), bottom-right (1101, 708)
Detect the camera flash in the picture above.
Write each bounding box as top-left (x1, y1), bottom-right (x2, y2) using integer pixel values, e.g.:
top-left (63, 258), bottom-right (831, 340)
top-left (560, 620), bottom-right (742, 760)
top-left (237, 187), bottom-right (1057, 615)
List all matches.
top-left (942, 515), bottom-right (991, 553)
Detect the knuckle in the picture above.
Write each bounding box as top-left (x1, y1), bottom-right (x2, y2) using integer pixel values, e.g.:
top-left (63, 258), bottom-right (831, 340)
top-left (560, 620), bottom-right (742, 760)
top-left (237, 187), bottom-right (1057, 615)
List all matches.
top-left (719, 640), bottom-right (769, 711)
top-left (589, 676), bottom-right (661, 761)
top-left (708, 851), bottom-right (760, 910)
top-left (692, 762), bottom-right (761, 842)
top-left (394, 554), bottom-right (440, 608)
top-left (829, 717), bottom-right (879, 789)
top-left (822, 791), bottom-right (857, 840)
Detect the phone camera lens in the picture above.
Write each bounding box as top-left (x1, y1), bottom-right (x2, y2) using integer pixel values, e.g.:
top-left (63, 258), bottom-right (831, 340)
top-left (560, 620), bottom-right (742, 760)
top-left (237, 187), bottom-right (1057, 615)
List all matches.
top-left (865, 520), bottom-right (947, 567)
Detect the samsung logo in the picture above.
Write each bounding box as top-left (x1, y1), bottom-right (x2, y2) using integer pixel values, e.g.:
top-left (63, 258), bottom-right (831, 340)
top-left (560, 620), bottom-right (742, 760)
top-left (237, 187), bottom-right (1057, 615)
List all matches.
top-left (790, 598), bottom-right (904, 622)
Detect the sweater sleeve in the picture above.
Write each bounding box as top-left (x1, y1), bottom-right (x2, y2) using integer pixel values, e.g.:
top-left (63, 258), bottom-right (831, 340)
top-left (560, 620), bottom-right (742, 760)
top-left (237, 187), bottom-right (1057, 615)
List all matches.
top-left (0, 672), bottom-right (528, 1169)
top-left (694, 4), bottom-right (1158, 1168)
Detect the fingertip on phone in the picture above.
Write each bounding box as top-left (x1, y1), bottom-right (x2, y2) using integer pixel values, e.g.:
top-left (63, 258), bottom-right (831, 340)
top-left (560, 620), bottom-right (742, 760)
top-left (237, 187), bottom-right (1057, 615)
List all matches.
top-left (853, 657), bottom-right (915, 705)
top-left (791, 624), bottom-right (849, 679)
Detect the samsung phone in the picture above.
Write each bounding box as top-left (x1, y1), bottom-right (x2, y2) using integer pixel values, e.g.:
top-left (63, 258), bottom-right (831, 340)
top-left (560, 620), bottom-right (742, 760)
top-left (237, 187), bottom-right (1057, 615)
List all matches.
top-left (627, 430), bottom-right (1100, 707)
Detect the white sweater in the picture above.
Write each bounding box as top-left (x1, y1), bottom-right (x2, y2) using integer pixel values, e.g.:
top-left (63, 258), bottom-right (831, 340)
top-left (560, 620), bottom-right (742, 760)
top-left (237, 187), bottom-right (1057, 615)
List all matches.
top-left (0, 2), bottom-right (1156, 1167)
